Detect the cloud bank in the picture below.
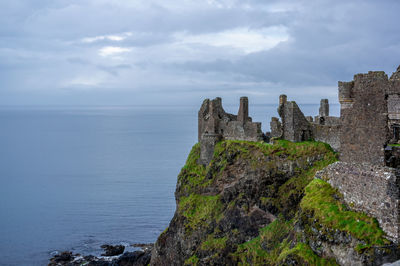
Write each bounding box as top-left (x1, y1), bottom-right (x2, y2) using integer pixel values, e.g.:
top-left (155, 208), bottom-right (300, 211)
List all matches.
top-left (0, 0), bottom-right (399, 106)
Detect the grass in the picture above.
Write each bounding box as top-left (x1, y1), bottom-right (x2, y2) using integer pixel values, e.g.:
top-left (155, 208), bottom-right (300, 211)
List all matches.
top-left (179, 193), bottom-right (224, 233)
top-left (233, 219), bottom-right (293, 265)
top-left (184, 255), bottom-right (199, 266)
top-left (213, 139), bottom-right (335, 162)
top-left (201, 235), bottom-right (228, 251)
top-left (233, 219), bottom-right (337, 265)
top-left (178, 140), bottom-right (336, 196)
top-left (177, 143), bottom-right (208, 195)
top-left (277, 243), bottom-right (338, 265)
top-left (266, 150), bottom-right (338, 218)
top-left (300, 179), bottom-right (390, 250)
top-left (175, 139), bottom-right (383, 264)
top-left (388, 143), bottom-right (400, 147)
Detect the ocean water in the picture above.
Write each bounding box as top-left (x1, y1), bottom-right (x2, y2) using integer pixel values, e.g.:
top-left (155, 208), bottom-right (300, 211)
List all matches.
top-left (0, 103), bottom-right (339, 265)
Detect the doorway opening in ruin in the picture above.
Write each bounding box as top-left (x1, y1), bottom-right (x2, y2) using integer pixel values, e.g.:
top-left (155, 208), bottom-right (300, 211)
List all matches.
top-left (301, 130), bottom-right (311, 141)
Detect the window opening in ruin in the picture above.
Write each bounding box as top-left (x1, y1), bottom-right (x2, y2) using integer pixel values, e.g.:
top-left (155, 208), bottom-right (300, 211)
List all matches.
top-left (319, 117), bottom-right (325, 125)
top-left (393, 124), bottom-right (400, 141)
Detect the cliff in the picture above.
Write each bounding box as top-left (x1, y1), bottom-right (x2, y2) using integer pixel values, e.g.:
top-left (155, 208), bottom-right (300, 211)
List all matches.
top-left (150, 140), bottom-right (400, 265)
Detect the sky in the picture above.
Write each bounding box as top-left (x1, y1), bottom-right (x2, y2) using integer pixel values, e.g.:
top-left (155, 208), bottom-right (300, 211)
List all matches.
top-left (1, 0), bottom-right (399, 106)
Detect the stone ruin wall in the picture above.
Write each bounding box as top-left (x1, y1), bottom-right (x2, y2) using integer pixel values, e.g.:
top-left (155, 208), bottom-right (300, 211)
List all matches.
top-left (324, 67), bottom-right (400, 243)
top-left (198, 97), bottom-right (263, 165)
top-left (339, 71), bottom-right (390, 166)
top-left (271, 96), bottom-right (341, 151)
top-left (198, 66), bottom-right (400, 241)
top-left (317, 162), bottom-right (400, 242)
top-left (388, 67), bottom-right (400, 137)
top-left (312, 124), bottom-right (341, 151)
top-left (276, 95), bottom-right (313, 142)
top-left (269, 66), bottom-right (400, 243)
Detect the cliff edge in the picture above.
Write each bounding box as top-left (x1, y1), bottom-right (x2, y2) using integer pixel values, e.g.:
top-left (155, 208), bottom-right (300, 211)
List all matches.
top-left (150, 140), bottom-right (399, 265)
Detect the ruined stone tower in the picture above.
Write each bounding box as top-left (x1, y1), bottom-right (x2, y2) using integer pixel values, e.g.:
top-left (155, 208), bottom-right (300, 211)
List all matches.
top-left (319, 99), bottom-right (329, 117)
top-left (270, 95), bottom-right (340, 150)
top-left (197, 97), bottom-right (263, 165)
top-left (339, 71), bottom-right (390, 165)
top-left (273, 94), bottom-right (313, 142)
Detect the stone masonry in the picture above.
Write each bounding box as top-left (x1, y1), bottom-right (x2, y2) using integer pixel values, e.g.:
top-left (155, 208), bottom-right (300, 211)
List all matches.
top-left (321, 67), bottom-right (400, 243)
top-left (197, 66), bottom-right (400, 242)
top-left (198, 97), bottom-right (263, 165)
top-left (270, 95), bottom-right (341, 151)
top-left (339, 71), bottom-right (390, 166)
top-left (317, 162), bottom-right (400, 242)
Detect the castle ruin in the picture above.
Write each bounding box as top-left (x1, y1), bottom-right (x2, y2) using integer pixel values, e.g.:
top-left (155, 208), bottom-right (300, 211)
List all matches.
top-left (270, 95), bottom-right (341, 151)
top-left (197, 66), bottom-right (400, 242)
top-left (198, 97), bottom-right (264, 165)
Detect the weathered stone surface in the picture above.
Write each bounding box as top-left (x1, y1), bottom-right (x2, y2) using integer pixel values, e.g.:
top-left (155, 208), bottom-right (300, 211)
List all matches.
top-left (271, 95), bottom-right (341, 151)
top-left (316, 161), bottom-right (400, 242)
top-left (313, 124), bottom-right (341, 151)
top-left (270, 117), bottom-right (282, 138)
top-left (198, 97), bottom-right (263, 165)
top-left (339, 71), bottom-right (390, 165)
top-left (279, 98), bottom-right (312, 142)
top-left (319, 99), bottom-right (329, 117)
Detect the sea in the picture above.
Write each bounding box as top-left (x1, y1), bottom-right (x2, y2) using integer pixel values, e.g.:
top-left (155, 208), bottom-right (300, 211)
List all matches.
top-left (0, 103), bottom-right (339, 265)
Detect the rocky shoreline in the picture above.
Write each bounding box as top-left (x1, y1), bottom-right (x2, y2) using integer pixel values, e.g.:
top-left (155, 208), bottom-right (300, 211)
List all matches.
top-left (48, 243), bottom-right (153, 266)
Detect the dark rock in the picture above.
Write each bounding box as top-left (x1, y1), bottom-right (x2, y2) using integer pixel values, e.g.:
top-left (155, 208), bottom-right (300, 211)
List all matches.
top-left (100, 244), bottom-right (125, 256)
top-left (49, 243), bottom-right (153, 266)
top-left (115, 250), bottom-right (152, 266)
top-left (48, 251), bottom-right (75, 265)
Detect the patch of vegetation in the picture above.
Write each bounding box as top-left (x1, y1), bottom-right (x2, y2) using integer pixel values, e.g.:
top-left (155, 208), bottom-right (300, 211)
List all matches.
top-left (277, 243), bottom-right (338, 265)
top-left (184, 255), bottom-right (199, 266)
top-left (177, 140), bottom-right (336, 197)
top-left (177, 143), bottom-right (208, 195)
top-left (179, 194), bottom-right (224, 233)
top-left (388, 143), bottom-right (400, 147)
top-left (271, 151), bottom-right (338, 218)
top-left (233, 219), bottom-right (292, 264)
top-left (176, 139), bottom-right (395, 264)
top-left (233, 218), bottom-right (338, 265)
top-left (213, 139), bottom-right (335, 162)
top-left (201, 235), bottom-right (228, 251)
top-left (300, 179), bottom-right (390, 250)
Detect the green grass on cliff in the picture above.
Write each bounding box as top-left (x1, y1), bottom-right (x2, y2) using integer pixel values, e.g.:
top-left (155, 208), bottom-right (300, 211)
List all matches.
top-left (260, 149), bottom-right (337, 218)
top-left (178, 143), bottom-right (208, 195)
top-left (233, 219), bottom-right (292, 264)
top-left (179, 193), bottom-right (223, 233)
top-left (213, 139), bottom-right (335, 162)
top-left (178, 140), bottom-right (336, 196)
top-left (174, 139), bottom-right (393, 264)
top-left (301, 179), bottom-right (390, 250)
top-left (201, 234), bottom-right (228, 251)
top-left (233, 219), bottom-right (337, 265)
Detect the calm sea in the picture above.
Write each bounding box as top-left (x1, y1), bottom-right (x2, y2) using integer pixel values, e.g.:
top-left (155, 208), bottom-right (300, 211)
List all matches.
top-left (0, 103), bottom-right (339, 265)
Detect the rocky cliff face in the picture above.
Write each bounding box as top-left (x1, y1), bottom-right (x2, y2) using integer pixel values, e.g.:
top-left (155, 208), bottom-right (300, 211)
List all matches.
top-left (150, 140), bottom-right (400, 265)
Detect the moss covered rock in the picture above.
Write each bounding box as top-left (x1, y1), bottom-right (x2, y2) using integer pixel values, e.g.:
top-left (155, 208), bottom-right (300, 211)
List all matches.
top-left (150, 140), bottom-right (400, 265)
top-left (150, 140), bottom-right (339, 265)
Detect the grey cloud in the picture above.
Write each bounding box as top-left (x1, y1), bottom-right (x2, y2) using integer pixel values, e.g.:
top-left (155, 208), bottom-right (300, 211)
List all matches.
top-left (0, 0), bottom-right (399, 106)
top-left (97, 64), bottom-right (132, 76)
top-left (172, 0), bottom-right (400, 96)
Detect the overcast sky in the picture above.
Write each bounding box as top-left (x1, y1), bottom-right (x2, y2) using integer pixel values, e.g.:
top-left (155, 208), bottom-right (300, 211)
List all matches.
top-left (1, 0), bottom-right (399, 106)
